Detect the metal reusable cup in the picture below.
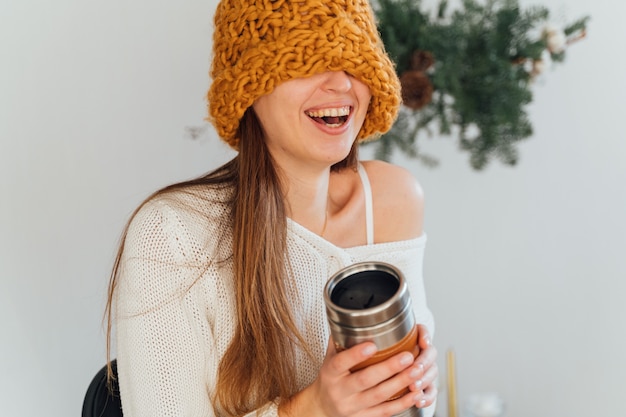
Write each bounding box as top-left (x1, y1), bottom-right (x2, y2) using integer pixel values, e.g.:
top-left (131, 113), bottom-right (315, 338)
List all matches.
top-left (324, 261), bottom-right (423, 417)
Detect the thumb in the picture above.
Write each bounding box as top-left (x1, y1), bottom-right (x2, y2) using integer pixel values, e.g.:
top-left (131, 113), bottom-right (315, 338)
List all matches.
top-left (324, 339), bottom-right (378, 376)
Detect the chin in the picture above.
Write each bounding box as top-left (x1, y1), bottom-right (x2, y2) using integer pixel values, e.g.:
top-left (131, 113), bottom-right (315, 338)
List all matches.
top-left (321, 147), bottom-right (355, 168)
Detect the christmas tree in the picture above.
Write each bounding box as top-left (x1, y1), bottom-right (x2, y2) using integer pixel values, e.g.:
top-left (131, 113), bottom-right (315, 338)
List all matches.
top-left (368, 0), bottom-right (589, 170)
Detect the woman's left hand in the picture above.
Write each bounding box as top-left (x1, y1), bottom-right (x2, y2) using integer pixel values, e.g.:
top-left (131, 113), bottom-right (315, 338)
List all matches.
top-left (409, 324), bottom-right (438, 408)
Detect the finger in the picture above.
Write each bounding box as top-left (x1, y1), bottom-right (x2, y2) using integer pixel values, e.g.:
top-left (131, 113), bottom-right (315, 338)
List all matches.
top-left (416, 382), bottom-right (438, 408)
top-left (422, 361), bottom-right (438, 385)
top-left (358, 386), bottom-right (425, 417)
top-left (327, 342), bottom-right (378, 377)
top-left (407, 347), bottom-right (437, 393)
top-left (414, 342), bottom-right (438, 373)
top-left (348, 351), bottom-right (417, 407)
top-left (375, 363), bottom-right (425, 404)
top-left (416, 324), bottom-right (433, 349)
top-left (408, 358), bottom-right (439, 409)
top-left (409, 361), bottom-right (438, 392)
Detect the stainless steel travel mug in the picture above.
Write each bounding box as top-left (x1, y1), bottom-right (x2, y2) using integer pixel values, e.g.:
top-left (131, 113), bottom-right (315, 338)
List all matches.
top-left (324, 261), bottom-right (423, 417)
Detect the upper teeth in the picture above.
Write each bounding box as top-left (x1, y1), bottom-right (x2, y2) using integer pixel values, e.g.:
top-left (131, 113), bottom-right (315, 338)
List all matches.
top-left (305, 106), bottom-right (350, 118)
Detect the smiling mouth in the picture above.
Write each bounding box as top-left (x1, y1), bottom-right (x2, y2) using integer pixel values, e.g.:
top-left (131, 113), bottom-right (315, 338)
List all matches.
top-left (305, 106), bottom-right (351, 128)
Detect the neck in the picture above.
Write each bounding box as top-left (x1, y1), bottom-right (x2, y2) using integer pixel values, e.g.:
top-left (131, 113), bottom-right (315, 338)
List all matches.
top-left (282, 168), bottom-right (331, 236)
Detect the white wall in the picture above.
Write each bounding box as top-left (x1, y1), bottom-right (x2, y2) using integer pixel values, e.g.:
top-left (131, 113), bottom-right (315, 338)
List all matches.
top-left (392, 0), bottom-right (626, 415)
top-left (1, 1), bottom-right (232, 416)
top-left (1, 0), bottom-right (623, 416)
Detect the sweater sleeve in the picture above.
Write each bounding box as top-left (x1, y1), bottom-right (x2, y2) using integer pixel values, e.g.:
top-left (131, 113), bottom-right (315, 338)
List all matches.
top-left (115, 197), bottom-right (282, 417)
top-left (115, 198), bottom-right (215, 416)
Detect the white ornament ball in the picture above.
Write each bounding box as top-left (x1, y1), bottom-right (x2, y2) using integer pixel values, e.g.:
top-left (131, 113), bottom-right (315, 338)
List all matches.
top-left (543, 24), bottom-right (567, 54)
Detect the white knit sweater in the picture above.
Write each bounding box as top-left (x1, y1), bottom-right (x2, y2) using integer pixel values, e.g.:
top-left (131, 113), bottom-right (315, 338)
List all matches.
top-left (115, 183), bottom-right (435, 417)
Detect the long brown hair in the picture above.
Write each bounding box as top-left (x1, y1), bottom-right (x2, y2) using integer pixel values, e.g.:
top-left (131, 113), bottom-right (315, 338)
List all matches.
top-left (105, 108), bottom-right (358, 416)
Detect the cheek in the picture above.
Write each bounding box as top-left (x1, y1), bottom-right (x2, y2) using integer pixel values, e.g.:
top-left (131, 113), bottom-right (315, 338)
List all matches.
top-left (363, 90), bottom-right (372, 109)
top-left (356, 85), bottom-right (372, 118)
top-left (358, 95), bottom-right (372, 124)
top-left (253, 96), bottom-right (281, 127)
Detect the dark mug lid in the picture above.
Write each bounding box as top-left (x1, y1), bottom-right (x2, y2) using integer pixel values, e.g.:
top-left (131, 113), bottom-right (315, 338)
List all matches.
top-left (324, 261), bottom-right (411, 328)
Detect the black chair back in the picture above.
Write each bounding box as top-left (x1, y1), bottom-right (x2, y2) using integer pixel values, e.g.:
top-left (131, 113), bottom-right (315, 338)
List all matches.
top-left (81, 359), bottom-right (123, 417)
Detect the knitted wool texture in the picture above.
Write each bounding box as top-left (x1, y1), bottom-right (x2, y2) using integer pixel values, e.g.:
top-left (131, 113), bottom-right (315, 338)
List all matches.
top-left (207, 0), bottom-right (401, 150)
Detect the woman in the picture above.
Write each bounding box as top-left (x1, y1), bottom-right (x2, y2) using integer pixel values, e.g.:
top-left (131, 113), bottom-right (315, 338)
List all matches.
top-left (106, 0), bottom-right (438, 416)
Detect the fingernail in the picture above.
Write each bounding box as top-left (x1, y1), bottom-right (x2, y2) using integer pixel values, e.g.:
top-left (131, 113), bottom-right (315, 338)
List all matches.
top-left (362, 344), bottom-right (377, 356)
top-left (424, 336), bottom-right (431, 346)
top-left (419, 399), bottom-right (426, 407)
top-left (412, 378), bottom-right (423, 388)
top-left (410, 368), bottom-right (421, 379)
top-left (400, 353), bottom-right (414, 366)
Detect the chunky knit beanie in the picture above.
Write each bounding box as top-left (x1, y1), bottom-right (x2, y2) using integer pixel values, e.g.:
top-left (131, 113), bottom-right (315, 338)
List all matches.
top-left (207, 0), bottom-right (401, 150)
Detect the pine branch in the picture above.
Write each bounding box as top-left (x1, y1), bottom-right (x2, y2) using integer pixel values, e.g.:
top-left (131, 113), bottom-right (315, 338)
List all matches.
top-left (367, 0), bottom-right (589, 170)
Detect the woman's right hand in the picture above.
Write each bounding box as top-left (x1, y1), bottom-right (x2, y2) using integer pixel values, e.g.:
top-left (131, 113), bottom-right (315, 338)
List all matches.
top-left (279, 339), bottom-right (424, 417)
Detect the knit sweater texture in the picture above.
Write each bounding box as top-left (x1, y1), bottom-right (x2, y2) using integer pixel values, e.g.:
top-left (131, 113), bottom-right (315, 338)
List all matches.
top-left (115, 183), bottom-right (435, 417)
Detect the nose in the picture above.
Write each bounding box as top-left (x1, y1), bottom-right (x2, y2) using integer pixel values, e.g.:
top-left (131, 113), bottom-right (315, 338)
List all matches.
top-left (322, 71), bottom-right (352, 93)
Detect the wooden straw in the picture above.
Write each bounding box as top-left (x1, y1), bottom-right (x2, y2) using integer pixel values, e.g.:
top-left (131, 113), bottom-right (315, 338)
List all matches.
top-left (446, 349), bottom-right (458, 417)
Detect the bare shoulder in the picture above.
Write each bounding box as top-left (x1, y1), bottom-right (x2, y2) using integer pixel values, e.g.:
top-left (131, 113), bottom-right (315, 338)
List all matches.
top-left (361, 160), bottom-right (425, 241)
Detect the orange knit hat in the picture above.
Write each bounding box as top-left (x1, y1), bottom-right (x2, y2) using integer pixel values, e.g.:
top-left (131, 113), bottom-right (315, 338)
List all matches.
top-left (207, 0), bottom-right (401, 150)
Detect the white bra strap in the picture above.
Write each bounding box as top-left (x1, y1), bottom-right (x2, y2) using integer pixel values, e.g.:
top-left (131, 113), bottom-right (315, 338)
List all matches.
top-left (357, 163), bottom-right (374, 245)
